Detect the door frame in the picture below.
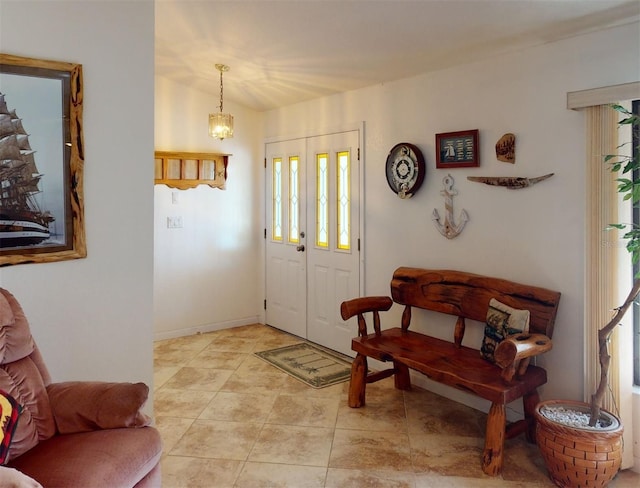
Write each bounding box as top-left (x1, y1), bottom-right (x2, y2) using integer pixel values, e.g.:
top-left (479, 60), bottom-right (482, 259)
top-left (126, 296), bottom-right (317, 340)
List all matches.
top-left (262, 121), bottom-right (366, 327)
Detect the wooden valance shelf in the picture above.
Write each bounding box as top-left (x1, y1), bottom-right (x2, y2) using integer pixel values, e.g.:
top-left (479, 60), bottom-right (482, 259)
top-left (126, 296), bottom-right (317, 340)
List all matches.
top-left (154, 151), bottom-right (230, 190)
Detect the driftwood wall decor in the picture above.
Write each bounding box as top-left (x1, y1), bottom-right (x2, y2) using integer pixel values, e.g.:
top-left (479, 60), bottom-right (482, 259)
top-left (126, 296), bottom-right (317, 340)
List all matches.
top-left (467, 173), bottom-right (554, 189)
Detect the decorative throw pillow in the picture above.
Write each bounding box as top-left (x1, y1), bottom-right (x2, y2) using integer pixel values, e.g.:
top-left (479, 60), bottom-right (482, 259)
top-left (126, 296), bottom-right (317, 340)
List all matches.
top-left (480, 298), bottom-right (530, 363)
top-left (0, 390), bottom-right (21, 465)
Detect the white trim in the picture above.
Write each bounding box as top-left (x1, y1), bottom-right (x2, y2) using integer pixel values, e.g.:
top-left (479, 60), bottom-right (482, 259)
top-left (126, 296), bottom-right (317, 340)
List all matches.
top-left (153, 315), bottom-right (260, 341)
top-left (567, 82), bottom-right (640, 110)
top-left (264, 121), bottom-right (364, 144)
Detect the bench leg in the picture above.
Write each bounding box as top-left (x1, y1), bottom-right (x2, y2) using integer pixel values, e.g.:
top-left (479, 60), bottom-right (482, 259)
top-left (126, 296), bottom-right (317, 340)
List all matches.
top-left (393, 360), bottom-right (411, 390)
top-left (523, 389), bottom-right (540, 443)
top-left (348, 353), bottom-right (367, 408)
top-left (482, 402), bottom-right (505, 476)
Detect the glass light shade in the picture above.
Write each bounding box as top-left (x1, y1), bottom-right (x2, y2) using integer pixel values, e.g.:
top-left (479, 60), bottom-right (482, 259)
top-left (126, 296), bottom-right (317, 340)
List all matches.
top-left (209, 112), bottom-right (234, 140)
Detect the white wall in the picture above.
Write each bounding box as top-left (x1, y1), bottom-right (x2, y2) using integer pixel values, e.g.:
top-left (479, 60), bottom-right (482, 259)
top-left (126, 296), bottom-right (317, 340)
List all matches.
top-left (154, 77), bottom-right (264, 339)
top-left (263, 23), bottom-right (640, 407)
top-left (0, 1), bottom-right (155, 389)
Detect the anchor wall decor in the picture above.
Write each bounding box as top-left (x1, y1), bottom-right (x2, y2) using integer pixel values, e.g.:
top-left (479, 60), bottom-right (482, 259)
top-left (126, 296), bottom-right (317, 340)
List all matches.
top-left (432, 174), bottom-right (469, 239)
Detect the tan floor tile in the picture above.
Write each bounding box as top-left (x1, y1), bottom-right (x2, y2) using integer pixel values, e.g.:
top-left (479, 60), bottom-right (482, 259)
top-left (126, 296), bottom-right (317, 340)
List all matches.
top-left (329, 429), bottom-right (412, 472)
top-left (170, 419), bottom-right (262, 460)
top-left (221, 370), bottom-right (290, 394)
top-left (155, 416), bottom-right (195, 454)
top-left (266, 394), bottom-right (340, 428)
top-left (414, 473), bottom-right (511, 487)
top-left (153, 335), bottom-right (217, 367)
top-left (188, 349), bottom-right (248, 369)
top-left (410, 433), bottom-right (485, 477)
top-left (501, 437), bottom-right (553, 484)
top-left (153, 346), bottom-right (195, 367)
top-left (335, 394), bottom-right (407, 432)
top-left (153, 388), bottom-right (216, 418)
top-left (199, 391), bottom-right (278, 423)
top-left (325, 468), bottom-right (416, 488)
top-left (162, 366), bottom-right (233, 391)
top-left (215, 323), bottom-right (275, 340)
top-left (156, 332), bottom-right (217, 350)
top-left (161, 455), bottom-right (243, 487)
top-left (208, 335), bottom-right (258, 353)
top-left (235, 462), bottom-right (327, 487)
top-left (249, 424), bottom-right (334, 466)
top-left (610, 469), bottom-right (640, 487)
top-left (405, 392), bottom-right (486, 437)
top-left (154, 366), bottom-right (180, 390)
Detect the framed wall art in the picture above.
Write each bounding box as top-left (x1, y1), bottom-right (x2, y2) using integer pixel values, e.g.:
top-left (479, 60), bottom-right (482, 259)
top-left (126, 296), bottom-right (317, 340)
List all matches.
top-left (0, 53), bottom-right (85, 266)
top-left (435, 129), bottom-right (479, 168)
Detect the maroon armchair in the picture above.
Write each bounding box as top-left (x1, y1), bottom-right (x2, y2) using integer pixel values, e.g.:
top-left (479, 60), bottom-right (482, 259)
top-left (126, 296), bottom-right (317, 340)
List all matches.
top-left (0, 288), bottom-right (162, 487)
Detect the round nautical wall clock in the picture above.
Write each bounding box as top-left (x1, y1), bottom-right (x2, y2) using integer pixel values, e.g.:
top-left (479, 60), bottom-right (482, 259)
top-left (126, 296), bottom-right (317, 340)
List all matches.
top-left (385, 142), bottom-right (426, 199)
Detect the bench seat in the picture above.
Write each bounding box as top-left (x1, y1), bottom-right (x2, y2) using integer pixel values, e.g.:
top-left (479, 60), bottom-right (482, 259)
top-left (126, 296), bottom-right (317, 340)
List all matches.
top-left (353, 327), bottom-right (547, 405)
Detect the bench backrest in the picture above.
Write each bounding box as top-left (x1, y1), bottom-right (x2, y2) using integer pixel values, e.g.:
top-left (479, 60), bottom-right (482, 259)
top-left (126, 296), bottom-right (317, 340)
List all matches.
top-left (390, 267), bottom-right (561, 338)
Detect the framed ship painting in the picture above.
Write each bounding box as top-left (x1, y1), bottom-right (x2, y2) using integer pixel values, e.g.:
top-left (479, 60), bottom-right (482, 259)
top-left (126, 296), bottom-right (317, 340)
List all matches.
top-left (435, 129), bottom-right (479, 168)
top-left (0, 54), bottom-right (85, 266)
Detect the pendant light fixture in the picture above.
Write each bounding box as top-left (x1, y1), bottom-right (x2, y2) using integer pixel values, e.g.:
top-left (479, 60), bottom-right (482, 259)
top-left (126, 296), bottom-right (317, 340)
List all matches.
top-left (209, 64), bottom-right (234, 140)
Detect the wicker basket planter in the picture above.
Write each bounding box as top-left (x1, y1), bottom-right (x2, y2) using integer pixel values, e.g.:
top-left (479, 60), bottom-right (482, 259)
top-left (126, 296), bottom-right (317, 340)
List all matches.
top-left (534, 400), bottom-right (623, 488)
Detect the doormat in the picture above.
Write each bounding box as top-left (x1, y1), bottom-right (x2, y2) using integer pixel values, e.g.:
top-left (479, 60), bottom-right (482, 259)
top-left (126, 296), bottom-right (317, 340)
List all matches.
top-left (254, 342), bottom-right (352, 388)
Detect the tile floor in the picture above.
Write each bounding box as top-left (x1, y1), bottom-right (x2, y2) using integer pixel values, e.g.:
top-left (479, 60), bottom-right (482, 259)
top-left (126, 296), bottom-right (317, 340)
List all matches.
top-left (154, 324), bottom-right (639, 487)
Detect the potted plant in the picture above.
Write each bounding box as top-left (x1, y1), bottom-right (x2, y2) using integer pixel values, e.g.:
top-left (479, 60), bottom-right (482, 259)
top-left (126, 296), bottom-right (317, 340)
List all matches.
top-left (534, 104), bottom-right (639, 488)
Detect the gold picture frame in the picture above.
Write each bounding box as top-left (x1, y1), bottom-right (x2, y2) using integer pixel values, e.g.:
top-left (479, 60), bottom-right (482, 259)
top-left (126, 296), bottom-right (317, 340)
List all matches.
top-left (0, 53), bottom-right (85, 266)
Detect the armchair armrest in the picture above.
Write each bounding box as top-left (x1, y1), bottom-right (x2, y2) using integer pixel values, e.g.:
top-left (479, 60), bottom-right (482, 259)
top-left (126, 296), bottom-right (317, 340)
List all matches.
top-left (46, 381), bottom-right (151, 435)
top-left (494, 333), bottom-right (553, 382)
top-left (340, 296), bottom-right (393, 336)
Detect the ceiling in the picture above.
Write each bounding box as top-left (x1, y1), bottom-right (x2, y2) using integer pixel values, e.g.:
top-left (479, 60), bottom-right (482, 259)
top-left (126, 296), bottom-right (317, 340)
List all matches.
top-left (155, 0), bottom-right (640, 112)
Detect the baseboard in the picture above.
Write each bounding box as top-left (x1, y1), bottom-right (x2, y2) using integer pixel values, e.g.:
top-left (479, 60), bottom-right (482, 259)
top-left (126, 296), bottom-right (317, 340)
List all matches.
top-left (154, 316), bottom-right (261, 341)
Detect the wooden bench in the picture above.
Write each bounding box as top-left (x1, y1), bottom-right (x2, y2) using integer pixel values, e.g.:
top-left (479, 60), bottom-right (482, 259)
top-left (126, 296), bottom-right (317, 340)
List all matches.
top-left (340, 267), bottom-right (561, 476)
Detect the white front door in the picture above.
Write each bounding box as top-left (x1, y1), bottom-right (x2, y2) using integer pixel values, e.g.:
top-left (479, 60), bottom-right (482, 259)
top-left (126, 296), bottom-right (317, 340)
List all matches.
top-left (265, 130), bottom-right (360, 355)
top-left (305, 132), bottom-right (360, 355)
top-left (265, 138), bottom-right (307, 338)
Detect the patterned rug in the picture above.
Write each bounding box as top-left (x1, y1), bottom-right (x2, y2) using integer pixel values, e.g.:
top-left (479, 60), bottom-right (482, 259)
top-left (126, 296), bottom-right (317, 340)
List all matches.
top-left (254, 342), bottom-right (352, 388)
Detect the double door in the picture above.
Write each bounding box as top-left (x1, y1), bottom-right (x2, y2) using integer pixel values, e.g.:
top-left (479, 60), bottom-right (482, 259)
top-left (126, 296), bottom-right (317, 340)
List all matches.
top-left (265, 130), bottom-right (360, 356)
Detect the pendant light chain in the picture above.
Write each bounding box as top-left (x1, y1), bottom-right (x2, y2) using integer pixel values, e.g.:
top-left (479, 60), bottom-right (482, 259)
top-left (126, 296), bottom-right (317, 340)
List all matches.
top-left (219, 68), bottom-right (224, 112)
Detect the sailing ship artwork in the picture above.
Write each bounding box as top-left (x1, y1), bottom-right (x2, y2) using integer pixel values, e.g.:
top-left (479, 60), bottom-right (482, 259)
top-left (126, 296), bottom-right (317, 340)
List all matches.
top-left (0, 53), bottom-right (85, 266)
top-left (0, 91), bottom-right (57, 249)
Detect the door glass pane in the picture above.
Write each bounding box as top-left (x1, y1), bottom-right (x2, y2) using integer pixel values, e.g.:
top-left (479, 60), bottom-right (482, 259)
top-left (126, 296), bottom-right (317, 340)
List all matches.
top-left (316, 153), bottom-right (329, 248)
top-left (272, 158), bottom-right (282, 241)
top-left (289, 156), bottom-right (300, 244)
top-left (337, 151), bottom-right (350, 250)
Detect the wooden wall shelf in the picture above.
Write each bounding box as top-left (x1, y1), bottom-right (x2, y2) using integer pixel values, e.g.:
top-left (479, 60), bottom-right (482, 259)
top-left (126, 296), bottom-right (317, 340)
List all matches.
top-left (154, 151), bottom-right (230, 190)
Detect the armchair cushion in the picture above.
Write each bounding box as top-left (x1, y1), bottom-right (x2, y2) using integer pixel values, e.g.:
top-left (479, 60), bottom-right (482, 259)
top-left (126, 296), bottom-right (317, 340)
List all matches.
top-left (8, 427), bottom-right (162, 488)
top-left (46, 382), bottom-right (151, 435)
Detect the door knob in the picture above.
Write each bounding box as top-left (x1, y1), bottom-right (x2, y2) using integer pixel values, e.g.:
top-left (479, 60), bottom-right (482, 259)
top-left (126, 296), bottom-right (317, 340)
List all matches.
top-left (296, 245), bottom-right (305, 252)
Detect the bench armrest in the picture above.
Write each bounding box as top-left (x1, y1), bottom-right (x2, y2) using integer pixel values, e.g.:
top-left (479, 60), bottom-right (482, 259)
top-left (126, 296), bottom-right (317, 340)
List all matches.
top-left (494, 333), bottom-right (553, 382)
top-left (340, 296), bottom-right (393, 336)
